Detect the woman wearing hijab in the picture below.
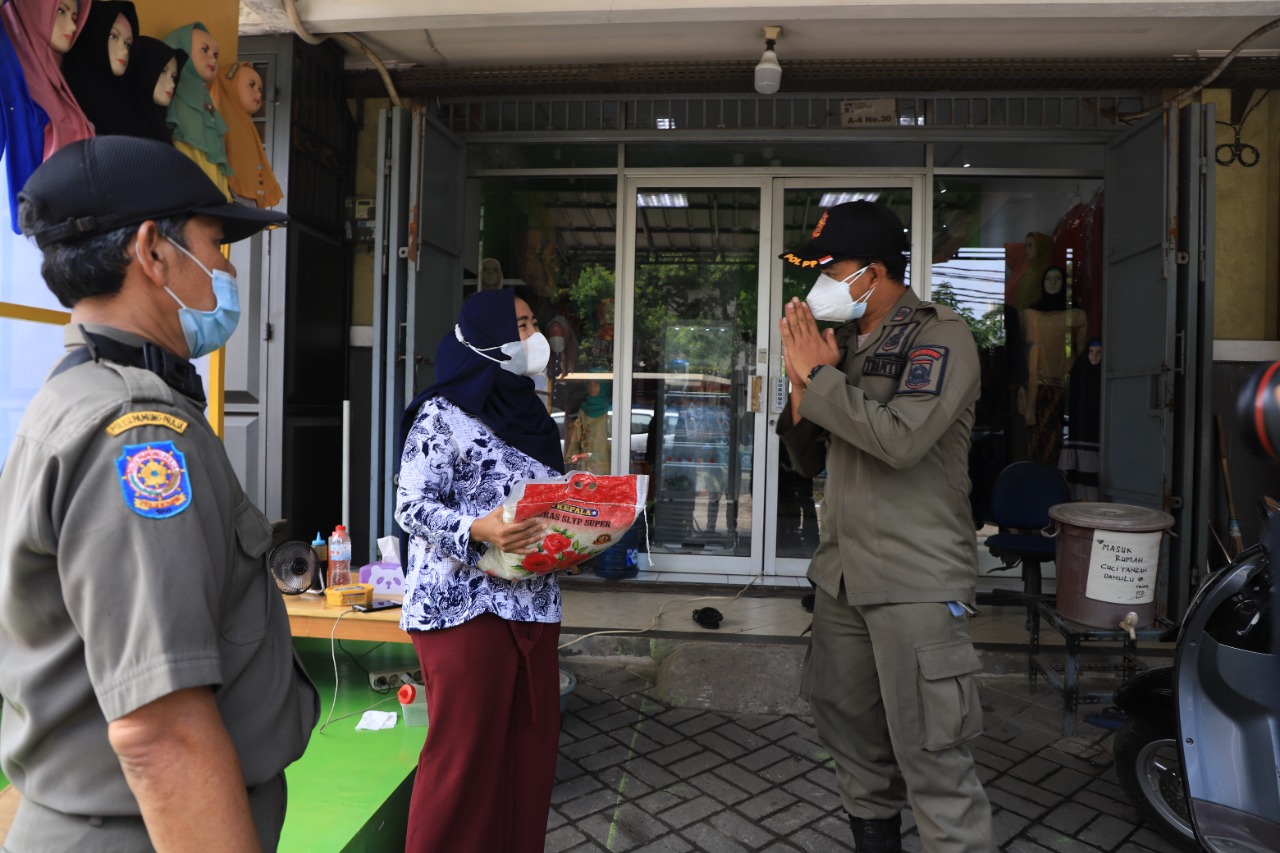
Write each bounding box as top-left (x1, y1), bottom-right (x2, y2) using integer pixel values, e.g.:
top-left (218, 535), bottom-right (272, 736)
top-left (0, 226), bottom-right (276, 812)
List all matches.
top-left (396, 288), bottom-right (564, 853)
top-left (162, 22), bottom-right (229, 199)
top-left (61, 0), bottom-right (138, 137)
top-left (1, 0), bottom-right (94, 158)
top-left (123, 35), bottom-right (185, 143)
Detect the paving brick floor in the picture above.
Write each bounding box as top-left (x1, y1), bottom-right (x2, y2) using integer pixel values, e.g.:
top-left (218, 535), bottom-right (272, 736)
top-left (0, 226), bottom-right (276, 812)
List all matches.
top-left (549, 660), bottom-right (1184, 853)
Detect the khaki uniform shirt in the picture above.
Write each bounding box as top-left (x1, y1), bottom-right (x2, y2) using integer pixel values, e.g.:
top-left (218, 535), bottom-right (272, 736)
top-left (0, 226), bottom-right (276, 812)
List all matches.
top-left (779, 289), bottom-right (981, 605)
top-left (0, 324), bottom-right (318, 818)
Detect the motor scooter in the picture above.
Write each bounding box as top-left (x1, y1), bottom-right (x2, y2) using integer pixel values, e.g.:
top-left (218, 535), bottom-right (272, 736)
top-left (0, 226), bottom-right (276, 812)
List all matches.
top-left (1113, 361), bottom-right (1280, 852)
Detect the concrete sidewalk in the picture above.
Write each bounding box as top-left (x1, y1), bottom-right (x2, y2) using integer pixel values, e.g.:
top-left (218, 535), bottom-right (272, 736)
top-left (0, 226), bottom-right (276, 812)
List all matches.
top-left (548, 658), bottom-right (1184, 853)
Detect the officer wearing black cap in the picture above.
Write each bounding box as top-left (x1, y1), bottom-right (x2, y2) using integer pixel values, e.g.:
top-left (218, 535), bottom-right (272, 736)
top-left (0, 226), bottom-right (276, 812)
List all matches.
top-left (0, 136), bottom-right (317, 850)
top-left (777, 201), bottom-right (992, 853)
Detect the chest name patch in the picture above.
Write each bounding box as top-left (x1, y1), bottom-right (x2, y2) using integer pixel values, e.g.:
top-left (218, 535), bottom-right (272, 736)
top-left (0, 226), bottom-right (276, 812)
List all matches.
top-left (863, 355), bottom-right (905, 378)
top-left (116, 441), bottom-right (193, 518)
top-left (897, 346), bottom-right (949, 395)
top-left (105, 411), bottom-right (189, 436)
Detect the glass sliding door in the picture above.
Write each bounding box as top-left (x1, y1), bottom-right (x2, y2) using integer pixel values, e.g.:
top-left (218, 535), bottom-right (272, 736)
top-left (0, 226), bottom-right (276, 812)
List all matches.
top-left (619, 180), bottom-right (770, 578)
top-left (764, 181), bottom-right (921, 579)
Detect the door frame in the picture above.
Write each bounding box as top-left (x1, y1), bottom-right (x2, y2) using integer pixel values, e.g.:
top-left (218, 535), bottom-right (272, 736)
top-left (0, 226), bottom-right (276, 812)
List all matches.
top-left (763, 177), bottom-right (926, 579)
top-left (616, 173), bottom-right (925, 580)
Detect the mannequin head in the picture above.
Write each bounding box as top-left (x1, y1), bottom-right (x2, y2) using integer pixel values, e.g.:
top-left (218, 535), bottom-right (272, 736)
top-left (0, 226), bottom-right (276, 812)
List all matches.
top-left (190, 27), bottom-right (219, 83)
top-left (1042, 266), bottom-right (1066, 297)
top-left (50, 0), bottom-right (79, 54)
top-left (107, 12), bottom-right (133, 75)
top-left (153, 56), bottom-right (178, 106)
top-left (229, 63), bottom-right (263, 115)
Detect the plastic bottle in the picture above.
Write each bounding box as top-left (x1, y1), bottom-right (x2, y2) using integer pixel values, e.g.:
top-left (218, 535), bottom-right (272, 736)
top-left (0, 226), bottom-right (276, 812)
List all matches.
top-left (327, 524), bottom-right (352, 587)
top-left (311, 531), bottom-right (327, 590)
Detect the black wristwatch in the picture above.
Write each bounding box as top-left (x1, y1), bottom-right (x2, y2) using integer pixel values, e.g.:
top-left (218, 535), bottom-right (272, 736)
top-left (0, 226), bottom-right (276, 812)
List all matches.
top-left (804, 364), bottom-right (824, 386)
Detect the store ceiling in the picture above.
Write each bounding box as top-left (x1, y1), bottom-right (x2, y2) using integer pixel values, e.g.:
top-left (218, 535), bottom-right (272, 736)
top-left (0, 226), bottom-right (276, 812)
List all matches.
top-left (240, 1), bottom-right (1280, 95)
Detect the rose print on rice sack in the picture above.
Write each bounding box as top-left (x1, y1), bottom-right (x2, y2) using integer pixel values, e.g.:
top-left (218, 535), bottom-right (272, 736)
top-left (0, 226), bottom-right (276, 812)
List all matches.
top-left (542, 532), bottom-right (572, 555)
top-left (522, 552), bottom-right (558, 572)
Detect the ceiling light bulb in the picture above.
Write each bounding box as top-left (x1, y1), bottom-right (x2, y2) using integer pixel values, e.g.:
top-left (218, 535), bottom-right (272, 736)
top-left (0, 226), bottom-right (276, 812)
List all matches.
top-left (754, 26), bottom-right (782, 95)
top-left (755, 45), bottom-right (781, 94)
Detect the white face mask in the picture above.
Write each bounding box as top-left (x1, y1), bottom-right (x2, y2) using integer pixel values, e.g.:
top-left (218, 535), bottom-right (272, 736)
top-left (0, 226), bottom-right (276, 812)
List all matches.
top-left (454, 326), bottom-right (551, 377)
top-left (548, 334), bottom-right (566, 355)
top-left (804, 264), bottom-right (875, 323)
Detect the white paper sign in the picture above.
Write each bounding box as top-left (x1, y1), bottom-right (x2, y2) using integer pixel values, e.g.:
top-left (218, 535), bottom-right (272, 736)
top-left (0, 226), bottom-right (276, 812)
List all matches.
top-left (841, 98), bottom-right (898, 127)
top-left (1086, 529), bottom-right (1160, 604)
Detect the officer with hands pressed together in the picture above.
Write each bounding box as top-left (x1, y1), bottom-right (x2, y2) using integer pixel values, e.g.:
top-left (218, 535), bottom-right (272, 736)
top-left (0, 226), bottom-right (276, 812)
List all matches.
top-left (0, 136), bottom-right (318, 851)
top-left (777, 201), bottom-right (993, 853)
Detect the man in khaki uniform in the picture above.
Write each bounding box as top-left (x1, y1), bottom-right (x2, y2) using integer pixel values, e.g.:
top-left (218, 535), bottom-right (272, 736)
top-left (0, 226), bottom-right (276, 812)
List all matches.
top-left (0, 137), bottom-right (317, 851)
top-left (777, 201), bottom-right (993, 853)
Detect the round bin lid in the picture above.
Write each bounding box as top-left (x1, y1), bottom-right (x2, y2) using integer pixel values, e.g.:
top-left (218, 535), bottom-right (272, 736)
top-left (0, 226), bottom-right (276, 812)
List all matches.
top-left (1048, 501), bottom-right (1174, 532)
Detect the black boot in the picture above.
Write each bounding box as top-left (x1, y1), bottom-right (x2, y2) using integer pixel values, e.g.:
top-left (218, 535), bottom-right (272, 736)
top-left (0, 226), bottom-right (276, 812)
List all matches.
top-left (848, 813), bottom-right (903, 853)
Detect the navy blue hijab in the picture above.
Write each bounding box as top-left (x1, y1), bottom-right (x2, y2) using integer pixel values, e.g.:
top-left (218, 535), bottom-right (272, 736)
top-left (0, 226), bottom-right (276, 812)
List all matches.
top-left (401, 289), bottom-right (565, 475)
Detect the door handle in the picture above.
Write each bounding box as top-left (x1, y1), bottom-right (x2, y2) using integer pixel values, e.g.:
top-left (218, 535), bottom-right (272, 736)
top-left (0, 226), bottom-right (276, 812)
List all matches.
top-left (749, 376), bottom-right (763, 413)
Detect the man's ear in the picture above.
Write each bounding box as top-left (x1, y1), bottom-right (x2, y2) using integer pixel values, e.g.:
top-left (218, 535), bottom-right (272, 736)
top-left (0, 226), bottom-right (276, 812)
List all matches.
top-left (131, 221), bottom-right (170, 286)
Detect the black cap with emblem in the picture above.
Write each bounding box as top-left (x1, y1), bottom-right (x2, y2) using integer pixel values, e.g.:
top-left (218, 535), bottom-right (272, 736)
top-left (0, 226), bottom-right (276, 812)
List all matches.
top-left (779, 200), bottom-right (908, 269)
top-left (19, 136), bottom-right (287, 248)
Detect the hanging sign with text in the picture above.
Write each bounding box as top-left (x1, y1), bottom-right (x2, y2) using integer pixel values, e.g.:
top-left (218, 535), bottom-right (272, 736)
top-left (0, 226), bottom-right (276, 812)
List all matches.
top-left (840, 99), bottom-right (898, 127)
top-left (1085, 529), bottom-right (1161, 604)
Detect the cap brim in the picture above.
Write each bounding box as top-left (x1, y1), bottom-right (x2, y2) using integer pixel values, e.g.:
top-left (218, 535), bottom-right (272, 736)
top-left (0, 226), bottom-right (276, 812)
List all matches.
top-left (192, 201), bottom-right (289, 243)
top-left (778, 247), bottom-right (840, 269)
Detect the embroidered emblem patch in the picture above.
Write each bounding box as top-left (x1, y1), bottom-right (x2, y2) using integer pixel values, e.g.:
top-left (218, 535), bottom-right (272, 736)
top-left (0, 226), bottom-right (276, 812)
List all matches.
top-left (812, 211), bottom-right (829, 239)
top-left (878, 321), bottom-right (920, 355)
top-left (105, 411), bottom-right (189, 437)
top-left (891, 306), bottom-right (913, 322)
top-left (116, 441), bottom-right (192, 518)
top-left (898, 346), bottom-right (949, 395)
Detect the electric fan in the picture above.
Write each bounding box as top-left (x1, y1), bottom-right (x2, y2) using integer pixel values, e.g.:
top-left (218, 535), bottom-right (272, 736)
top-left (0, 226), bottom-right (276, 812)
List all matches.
top-left (268, 540), bottom-right (318, 594)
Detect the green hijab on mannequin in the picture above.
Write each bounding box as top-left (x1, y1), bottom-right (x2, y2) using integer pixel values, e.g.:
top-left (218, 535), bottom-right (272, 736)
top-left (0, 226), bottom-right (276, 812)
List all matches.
top-left (162, 22), bottom-right (228, 174)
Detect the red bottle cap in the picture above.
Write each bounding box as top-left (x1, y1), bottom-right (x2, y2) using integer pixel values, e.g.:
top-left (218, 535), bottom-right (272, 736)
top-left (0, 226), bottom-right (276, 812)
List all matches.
top-left (398, 682), bottom-right (416, 704)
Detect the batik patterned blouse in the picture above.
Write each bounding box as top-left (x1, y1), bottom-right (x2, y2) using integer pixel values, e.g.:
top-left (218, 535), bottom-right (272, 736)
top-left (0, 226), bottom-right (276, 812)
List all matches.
top-left (396, 397), bottom-right (562, 631)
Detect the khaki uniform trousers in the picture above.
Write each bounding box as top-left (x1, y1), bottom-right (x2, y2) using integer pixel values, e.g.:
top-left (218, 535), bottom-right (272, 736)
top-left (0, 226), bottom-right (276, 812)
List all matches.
top-left (803, 586), bottom-right (994, 853)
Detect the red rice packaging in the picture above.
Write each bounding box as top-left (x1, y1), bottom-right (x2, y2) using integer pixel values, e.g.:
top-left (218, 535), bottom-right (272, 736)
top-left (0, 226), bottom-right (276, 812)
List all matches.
top-left (478, 473), bottom-right (649, 581)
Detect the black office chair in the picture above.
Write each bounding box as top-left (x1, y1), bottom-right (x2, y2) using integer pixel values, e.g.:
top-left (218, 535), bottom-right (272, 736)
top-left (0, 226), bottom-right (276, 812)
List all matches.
top-left (975, 461), bottom-right (1073, 608)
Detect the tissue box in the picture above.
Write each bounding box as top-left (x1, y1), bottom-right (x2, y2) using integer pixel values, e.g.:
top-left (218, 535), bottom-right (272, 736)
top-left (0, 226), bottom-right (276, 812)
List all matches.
top-left (324, 583), bottom-right (373, 607)
top-left (360, 561), bottom-right (405, 600)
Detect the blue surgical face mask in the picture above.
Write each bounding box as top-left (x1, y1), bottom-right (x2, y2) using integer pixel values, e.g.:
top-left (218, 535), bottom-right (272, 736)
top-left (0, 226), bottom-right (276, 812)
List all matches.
top-left (145, 238), bottom-right (242, 359)
top-left (805, 264), bottom-right (875, 323)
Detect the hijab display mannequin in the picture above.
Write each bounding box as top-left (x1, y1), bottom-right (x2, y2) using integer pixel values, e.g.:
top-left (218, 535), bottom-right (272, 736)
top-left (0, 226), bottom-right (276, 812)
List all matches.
top-left (62, 1), bottom-right (138, 137)
top-left (1013, 231), bottom-right (1052, 310)
top-left (0, 23), bottom-right (49, 232)
top-left (162, 22), bottom-right (229, 199)
top-left (210, 62), bottom-right (282, 208)
top-left (0, 0), bottom-right (94, 158)
top-left (1060, 340), bottom-right (1102, 500)
top-left (123, 36), bottom-right (184, 143)
top-left (564, 376), bottom-right (612, 474)
top-left (1020, 265), bottom-right (1088, 465)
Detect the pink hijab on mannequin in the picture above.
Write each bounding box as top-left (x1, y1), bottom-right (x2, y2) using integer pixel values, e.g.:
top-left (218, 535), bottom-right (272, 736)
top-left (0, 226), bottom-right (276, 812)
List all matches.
top-left (0, 0), bottom-right (94, 158)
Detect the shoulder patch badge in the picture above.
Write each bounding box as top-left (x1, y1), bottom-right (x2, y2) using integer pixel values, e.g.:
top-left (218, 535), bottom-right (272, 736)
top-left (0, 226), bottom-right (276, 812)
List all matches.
top-left (116, 441), bottom-right (193, 518)
top-left (891, 306), bottom-right (913, 322)
top-left (897, 346), bottom-right (949, 395)
top-left (105, 411), bottom-right (189, 437)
